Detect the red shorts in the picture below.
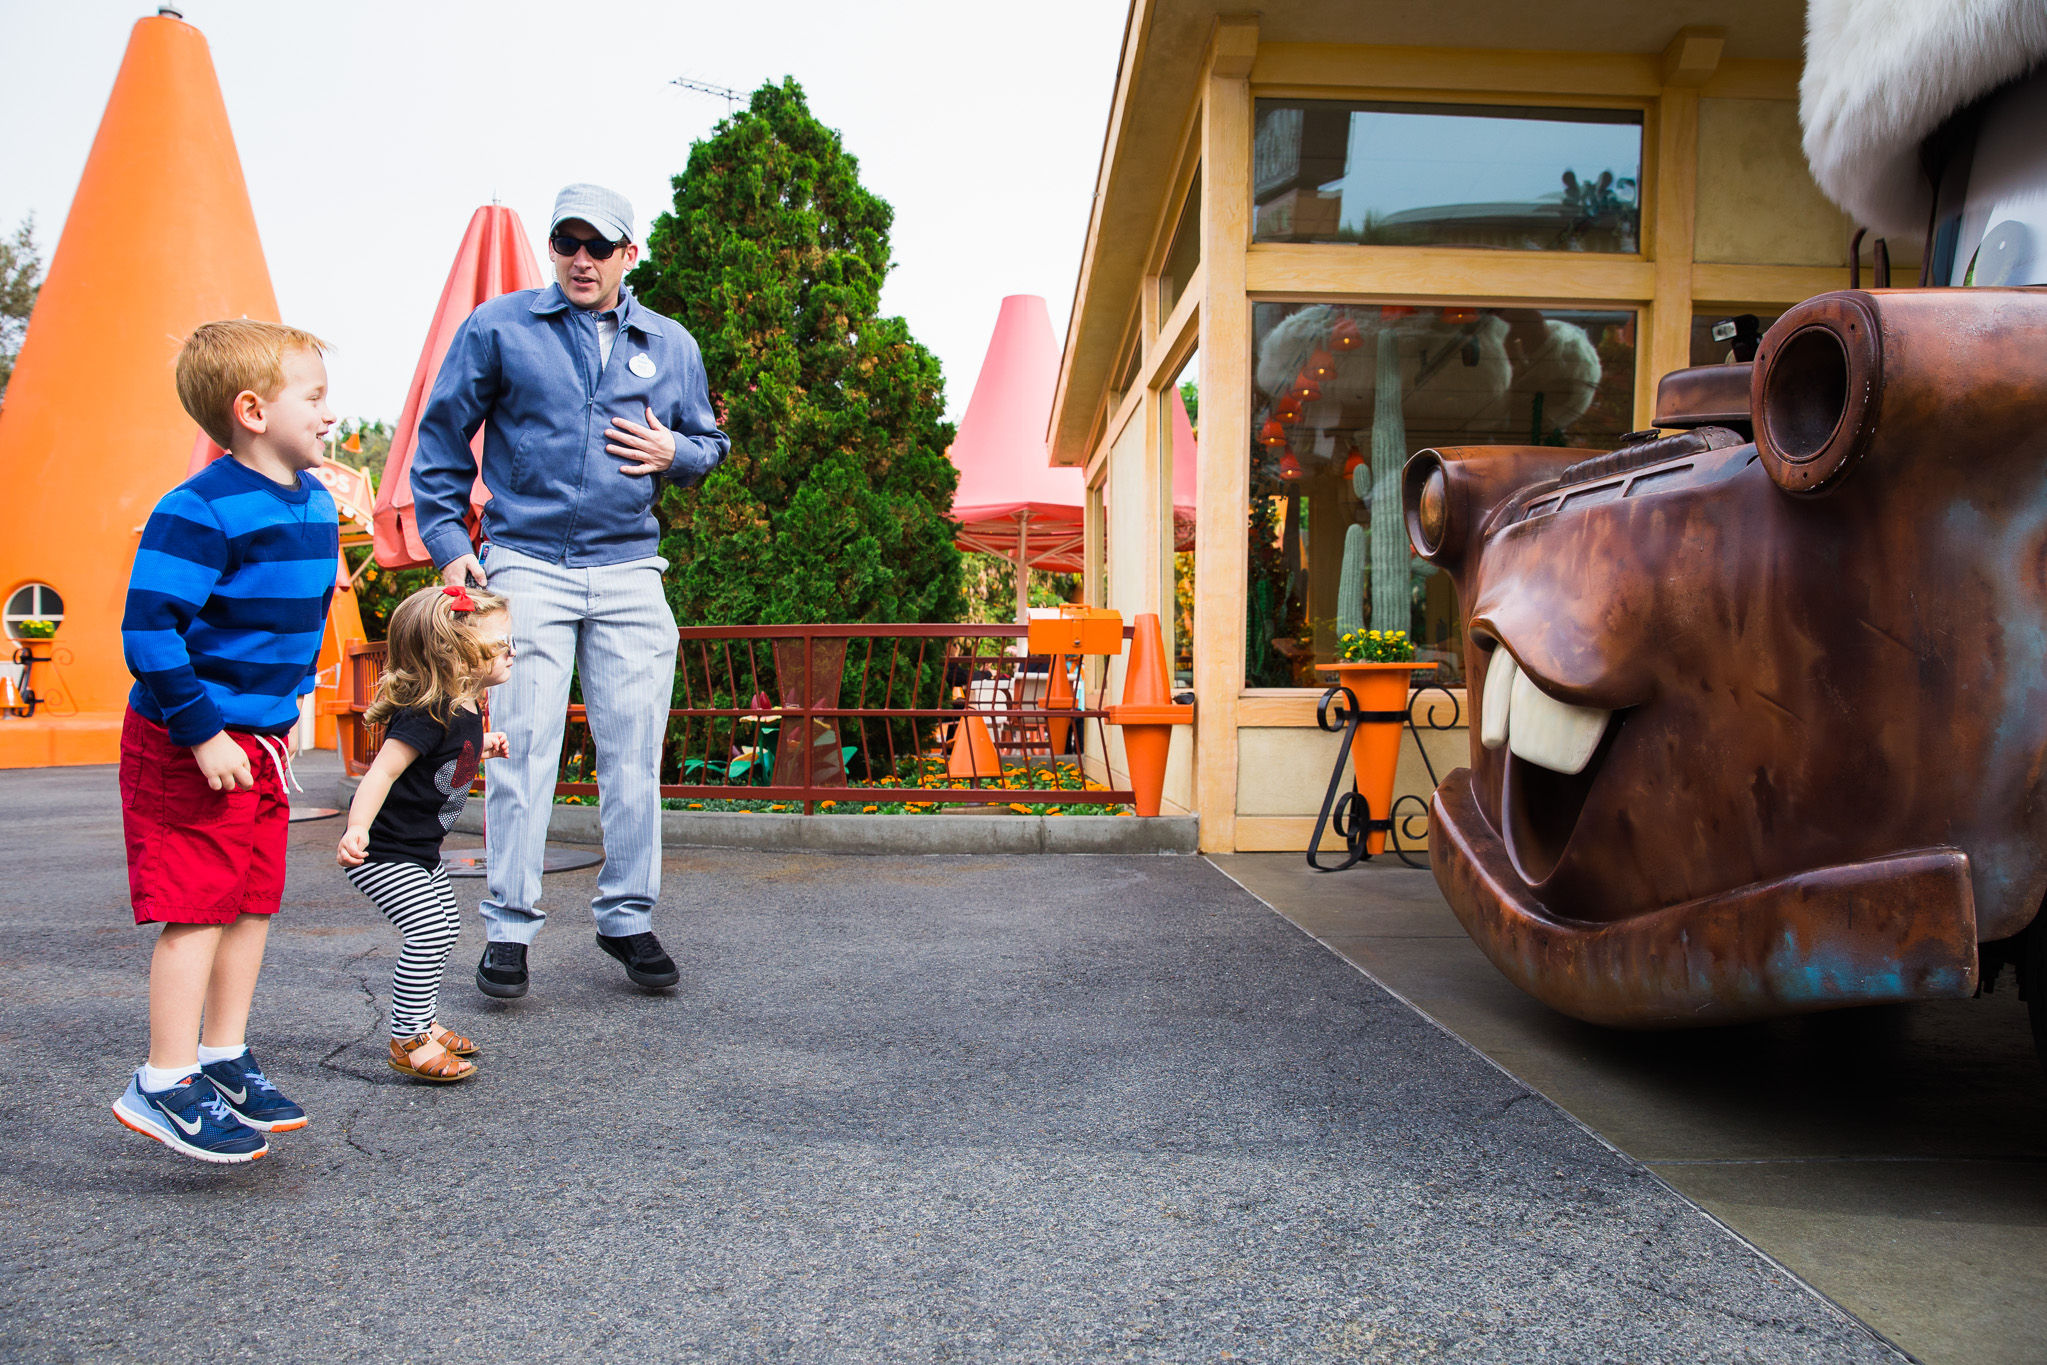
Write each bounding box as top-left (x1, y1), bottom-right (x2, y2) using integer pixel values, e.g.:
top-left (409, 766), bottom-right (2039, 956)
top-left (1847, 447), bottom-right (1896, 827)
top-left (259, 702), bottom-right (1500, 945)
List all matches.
top-left (120, 707), bottom-right (290, 925)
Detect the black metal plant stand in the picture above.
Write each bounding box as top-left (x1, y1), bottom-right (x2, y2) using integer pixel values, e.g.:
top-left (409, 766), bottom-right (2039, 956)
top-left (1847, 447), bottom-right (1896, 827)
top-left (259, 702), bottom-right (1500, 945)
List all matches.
top-left (6, 643), bottom-right (53, 719)
top-left (1307, 669), bottom-right (1463, 873)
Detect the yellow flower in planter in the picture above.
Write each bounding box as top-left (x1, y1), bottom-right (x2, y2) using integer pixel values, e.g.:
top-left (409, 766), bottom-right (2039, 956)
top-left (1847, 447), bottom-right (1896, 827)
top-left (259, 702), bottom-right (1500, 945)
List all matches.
top-left (1009, 802), bottom-right (1030, 814)
top-left (818, 800), bottom-right (837, 811)
top-left (687, 802), bottom-right (704, 810)
top-left (769, 804), bottom-right (788, 812)
top-left (861, 805), bottom-right (879, 814)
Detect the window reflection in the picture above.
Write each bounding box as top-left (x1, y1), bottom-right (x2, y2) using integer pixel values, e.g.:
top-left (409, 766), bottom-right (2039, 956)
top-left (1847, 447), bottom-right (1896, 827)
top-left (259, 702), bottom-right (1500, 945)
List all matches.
top-left (1253, 100), bottom-right (1642, 253)
top-left (1689, 308), bottom-right (1780, 367)
top-left (1244, 303), bottom-right (1638, 688)
top-left (1164, 353), bottom-right (1198, 687)
top-left (1159, 167), bottom-right (1202, 318)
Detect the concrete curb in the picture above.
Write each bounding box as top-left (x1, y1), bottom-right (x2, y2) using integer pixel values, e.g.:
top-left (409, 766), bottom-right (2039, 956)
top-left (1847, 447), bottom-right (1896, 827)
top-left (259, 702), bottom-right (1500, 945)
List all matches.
top-left (441, 801), bottom-right (1199, 855)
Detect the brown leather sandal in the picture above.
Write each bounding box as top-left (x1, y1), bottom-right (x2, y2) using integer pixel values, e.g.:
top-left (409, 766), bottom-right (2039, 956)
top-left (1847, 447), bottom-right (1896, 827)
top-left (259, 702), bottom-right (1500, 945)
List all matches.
top-left (429, 1023), bottom-right (478, 1057)
top-left (388, 1032), bottom-right (476, 1083)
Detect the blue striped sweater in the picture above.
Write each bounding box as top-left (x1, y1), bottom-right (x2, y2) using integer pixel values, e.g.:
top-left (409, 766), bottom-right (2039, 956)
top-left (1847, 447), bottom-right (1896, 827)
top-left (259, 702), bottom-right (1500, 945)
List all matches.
top-left (123, 455), bottom-right (339, 745)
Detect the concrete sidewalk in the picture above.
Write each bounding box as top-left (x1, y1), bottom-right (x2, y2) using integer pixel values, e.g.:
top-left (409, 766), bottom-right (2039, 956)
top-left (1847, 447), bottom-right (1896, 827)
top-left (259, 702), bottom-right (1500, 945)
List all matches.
top-left (1, 762), bottom-right (1898, 1363)
top-left (1215, 853), bottom-right (2047, 1365)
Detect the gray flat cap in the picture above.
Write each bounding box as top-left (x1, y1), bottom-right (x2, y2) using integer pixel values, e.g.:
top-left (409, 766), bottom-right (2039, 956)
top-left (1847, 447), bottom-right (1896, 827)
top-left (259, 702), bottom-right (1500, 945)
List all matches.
top-left (549, 183), bottom-right (634, 243)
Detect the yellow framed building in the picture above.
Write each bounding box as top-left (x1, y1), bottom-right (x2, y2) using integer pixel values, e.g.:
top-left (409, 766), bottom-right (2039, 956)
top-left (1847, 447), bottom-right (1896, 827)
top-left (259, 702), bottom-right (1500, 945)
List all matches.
top-left (1051, 1), bottom-right (1891, 853)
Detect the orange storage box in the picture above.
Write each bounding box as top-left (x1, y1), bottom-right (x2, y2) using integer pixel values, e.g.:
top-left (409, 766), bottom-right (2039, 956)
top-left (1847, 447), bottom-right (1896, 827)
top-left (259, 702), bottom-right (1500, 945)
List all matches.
top-left (1027, 606), bottom-right (1124, 657)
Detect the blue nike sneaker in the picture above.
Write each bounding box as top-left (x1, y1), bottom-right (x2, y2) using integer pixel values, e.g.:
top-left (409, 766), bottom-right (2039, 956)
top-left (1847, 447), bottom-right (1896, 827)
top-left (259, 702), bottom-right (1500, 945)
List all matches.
top-left (112, 1071), bottom-right (267, 1164)
top-left (201, 1048), bottom-right (307, 1132)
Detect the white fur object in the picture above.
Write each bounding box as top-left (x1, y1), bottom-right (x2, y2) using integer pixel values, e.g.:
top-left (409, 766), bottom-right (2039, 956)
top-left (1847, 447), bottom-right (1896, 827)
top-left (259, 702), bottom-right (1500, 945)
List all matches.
top-left (1802, 0), bottom-right (2047, 237)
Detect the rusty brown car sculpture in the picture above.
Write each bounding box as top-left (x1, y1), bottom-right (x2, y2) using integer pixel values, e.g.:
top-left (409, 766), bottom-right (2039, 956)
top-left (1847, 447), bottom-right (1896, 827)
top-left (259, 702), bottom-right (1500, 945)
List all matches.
top-left (1402, 12), bottom-right (2047, 1060)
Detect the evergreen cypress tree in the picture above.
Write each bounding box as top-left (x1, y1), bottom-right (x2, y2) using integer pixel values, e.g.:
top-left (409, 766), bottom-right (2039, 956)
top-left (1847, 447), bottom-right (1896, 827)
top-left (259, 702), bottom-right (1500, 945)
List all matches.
top-left (629, 79), bottom-right (964, 627)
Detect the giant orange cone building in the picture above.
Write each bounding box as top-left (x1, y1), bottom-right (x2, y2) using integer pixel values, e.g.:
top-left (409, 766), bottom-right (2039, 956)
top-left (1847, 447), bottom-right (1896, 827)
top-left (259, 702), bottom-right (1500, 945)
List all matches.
top-left (0, 12), bottom-right (285, 767)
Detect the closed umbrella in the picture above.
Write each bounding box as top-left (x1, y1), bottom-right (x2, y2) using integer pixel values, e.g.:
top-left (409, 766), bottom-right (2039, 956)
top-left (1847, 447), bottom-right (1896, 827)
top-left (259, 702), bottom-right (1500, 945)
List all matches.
top-left (372, 205), bottom-right (544, 567)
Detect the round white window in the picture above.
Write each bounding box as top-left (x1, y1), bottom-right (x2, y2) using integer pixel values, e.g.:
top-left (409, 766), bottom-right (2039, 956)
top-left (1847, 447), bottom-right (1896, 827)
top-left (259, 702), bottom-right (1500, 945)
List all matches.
top-left (4, 584), bottom-right (64, 641)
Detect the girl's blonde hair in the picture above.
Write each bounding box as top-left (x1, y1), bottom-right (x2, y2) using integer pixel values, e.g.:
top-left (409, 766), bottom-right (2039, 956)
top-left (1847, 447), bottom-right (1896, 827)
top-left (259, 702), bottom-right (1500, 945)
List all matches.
top-left (366, 584), bottom-right (512, 726)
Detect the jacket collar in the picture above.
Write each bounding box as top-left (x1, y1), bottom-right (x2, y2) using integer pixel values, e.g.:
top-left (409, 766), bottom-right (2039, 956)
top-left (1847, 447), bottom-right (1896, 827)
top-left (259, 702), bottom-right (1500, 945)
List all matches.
top-left (529, 281), bottom-right (649, 332)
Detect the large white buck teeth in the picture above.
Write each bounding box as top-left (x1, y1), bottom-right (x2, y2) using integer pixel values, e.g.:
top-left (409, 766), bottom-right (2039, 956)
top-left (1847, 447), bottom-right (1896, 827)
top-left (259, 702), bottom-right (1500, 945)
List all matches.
top-left (1479, 648), bottom-right (1611, 776)
top-left (1481, 649), bottom-right (1517, 750)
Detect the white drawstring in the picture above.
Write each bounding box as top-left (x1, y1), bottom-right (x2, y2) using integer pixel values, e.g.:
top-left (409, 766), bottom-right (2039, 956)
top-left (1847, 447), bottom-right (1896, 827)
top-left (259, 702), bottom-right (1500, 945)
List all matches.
top-left (252, 733), bottom-right (303, 795)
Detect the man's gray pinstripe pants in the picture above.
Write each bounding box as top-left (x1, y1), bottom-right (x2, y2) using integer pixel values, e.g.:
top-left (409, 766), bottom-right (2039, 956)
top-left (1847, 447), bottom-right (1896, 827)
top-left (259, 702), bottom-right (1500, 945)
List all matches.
top-left (477, 541), bottom-right (677, 944)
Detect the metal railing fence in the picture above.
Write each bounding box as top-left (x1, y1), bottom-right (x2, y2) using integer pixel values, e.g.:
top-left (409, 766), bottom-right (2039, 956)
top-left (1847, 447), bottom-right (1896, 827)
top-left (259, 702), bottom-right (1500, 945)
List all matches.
top-left (333, 623), bottom-right (1140, 812)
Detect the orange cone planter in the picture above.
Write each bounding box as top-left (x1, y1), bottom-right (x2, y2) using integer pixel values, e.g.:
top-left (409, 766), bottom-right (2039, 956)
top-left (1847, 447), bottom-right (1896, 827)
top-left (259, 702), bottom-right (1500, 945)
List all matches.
top-left (1106, 613), bottom-right (1193, 817)
top-left (0, 13), bottom-right (282, 767)
top-left (1327, 662), bottom-right (1426, 854)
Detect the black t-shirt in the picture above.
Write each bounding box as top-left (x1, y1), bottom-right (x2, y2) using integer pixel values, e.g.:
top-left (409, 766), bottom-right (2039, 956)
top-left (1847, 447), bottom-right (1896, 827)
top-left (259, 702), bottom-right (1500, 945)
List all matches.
top-left (366, 704), bottom-right (484, 865)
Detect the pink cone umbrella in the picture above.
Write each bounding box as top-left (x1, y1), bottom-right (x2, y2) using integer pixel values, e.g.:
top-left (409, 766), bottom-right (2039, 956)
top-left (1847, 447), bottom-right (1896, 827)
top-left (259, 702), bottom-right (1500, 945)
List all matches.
top-left (949, 295), bottom-right (1085, 621)
top-left (372, 205), bottom-right (544, 568)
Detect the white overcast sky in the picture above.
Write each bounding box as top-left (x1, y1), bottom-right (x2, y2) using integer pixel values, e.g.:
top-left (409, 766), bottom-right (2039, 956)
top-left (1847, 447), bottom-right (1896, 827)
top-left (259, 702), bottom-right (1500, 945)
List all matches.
top-left (0, 0), bottom-right (1126, 425)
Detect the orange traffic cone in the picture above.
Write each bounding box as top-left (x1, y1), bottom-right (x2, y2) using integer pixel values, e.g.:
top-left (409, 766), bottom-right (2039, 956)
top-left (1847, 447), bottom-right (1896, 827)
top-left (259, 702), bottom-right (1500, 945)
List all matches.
top-left (1045, 654), bottom-right (1075, 756)
top-left (1105, 613), bottom-right (1193, 816)
top-left (0, 13), bottom-right (284, 767)
top-left (946, 713), bottom-right (1002, 781)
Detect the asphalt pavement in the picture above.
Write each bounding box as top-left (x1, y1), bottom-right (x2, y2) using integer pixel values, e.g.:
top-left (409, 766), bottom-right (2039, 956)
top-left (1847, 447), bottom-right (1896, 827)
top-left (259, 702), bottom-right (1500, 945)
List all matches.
top-left (0, 756), bottom-right (1902, 1363)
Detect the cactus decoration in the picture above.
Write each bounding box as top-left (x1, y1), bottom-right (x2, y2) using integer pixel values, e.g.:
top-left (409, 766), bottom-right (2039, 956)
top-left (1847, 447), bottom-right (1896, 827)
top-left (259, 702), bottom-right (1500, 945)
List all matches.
top-left (1336, 521), bottom-right (1367, 636)
top-left (1369, 327), bottom-right (1410, 632)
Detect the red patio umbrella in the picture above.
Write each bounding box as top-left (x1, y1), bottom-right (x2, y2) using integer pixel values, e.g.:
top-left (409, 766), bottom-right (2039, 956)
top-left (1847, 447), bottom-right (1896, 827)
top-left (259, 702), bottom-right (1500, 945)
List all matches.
top-left (372, 205), bottom-right (544, 567)
top-left (950, 295), bottom-right (1085, 621)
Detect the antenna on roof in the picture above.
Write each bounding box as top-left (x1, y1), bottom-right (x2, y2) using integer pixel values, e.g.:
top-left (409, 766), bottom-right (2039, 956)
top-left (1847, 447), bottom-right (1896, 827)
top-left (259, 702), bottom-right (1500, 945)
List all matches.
top-left (670, 76), bottom-right (742, 109)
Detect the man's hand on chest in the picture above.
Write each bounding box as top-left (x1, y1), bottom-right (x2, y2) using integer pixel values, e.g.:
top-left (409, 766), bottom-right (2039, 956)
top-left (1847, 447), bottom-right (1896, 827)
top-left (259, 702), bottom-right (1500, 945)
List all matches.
top-left (607, 405), bottom-right (677, 477)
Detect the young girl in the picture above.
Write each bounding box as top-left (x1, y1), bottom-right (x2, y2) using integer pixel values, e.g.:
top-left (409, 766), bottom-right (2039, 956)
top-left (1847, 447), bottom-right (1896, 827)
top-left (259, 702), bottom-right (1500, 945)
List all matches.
top-left (338, 584), bottom-right (514, 1083)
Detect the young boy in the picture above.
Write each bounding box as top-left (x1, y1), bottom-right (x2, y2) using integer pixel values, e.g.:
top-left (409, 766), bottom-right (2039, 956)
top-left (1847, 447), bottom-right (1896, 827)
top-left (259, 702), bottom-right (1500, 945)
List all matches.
top-left (110, 320), bottom-right (340, 1163)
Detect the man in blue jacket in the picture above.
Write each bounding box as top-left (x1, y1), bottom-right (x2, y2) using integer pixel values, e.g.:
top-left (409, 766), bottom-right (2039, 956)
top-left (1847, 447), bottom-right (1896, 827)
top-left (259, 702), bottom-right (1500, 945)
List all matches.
top-left (411, 183), bottom-right (728, 999)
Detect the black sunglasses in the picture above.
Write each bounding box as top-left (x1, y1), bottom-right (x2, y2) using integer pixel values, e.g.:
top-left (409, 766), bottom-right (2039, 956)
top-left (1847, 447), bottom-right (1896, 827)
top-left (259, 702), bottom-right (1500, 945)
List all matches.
top-left (550, 231), bottom-right (628, 260)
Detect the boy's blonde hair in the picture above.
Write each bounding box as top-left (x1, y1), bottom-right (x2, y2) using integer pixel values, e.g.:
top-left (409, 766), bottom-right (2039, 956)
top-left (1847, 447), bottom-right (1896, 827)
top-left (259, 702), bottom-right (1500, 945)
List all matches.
top-left (366, 584), bottom-right (512, 727)
top-left (175, 319), bottom-right (330, 449)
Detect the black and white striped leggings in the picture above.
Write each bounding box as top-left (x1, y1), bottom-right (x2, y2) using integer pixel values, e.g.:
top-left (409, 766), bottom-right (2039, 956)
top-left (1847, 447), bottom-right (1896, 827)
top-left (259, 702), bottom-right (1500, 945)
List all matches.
top-left (345, 860), bottom-right (462, 1040)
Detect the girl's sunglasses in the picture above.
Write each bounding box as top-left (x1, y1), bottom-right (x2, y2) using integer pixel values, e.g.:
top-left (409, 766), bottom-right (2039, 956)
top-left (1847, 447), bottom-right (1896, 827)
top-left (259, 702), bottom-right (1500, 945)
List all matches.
top-left (550, 231), bottom-right (627, 260)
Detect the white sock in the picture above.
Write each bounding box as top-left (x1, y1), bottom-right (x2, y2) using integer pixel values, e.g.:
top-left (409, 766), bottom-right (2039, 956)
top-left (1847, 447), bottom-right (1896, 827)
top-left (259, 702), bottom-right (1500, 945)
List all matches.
top-left (140, 1062), bottom-right (199, 1093)
top-left (196, 1042), bottom-right (247, 1065)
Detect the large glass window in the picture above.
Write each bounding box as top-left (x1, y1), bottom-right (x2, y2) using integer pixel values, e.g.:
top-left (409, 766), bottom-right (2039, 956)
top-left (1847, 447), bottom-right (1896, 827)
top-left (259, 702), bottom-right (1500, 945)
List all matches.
top-left (1159, 167), bottom-right (1202, 318)
top-left (1253, 100), bottom-right (1642, 252)
top-left (1689, 307), bottom-right (1781, 367)
top-left (1163, 352), bottom-right (1199, 688)
top-left (1244, 302), bottom-right (1638, 688)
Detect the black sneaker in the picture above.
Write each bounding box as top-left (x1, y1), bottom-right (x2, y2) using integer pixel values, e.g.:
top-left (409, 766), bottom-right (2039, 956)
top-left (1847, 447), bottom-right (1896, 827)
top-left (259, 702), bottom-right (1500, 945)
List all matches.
top-left (475, 941), bottom-right (529, 999)
top-left (596, 931), bottom-right (680, 989)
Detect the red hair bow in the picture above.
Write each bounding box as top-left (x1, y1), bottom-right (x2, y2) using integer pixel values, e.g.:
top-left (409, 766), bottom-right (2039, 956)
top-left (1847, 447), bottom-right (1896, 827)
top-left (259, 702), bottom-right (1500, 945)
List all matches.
top-left (442, 585), bottom-right (478, 613)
